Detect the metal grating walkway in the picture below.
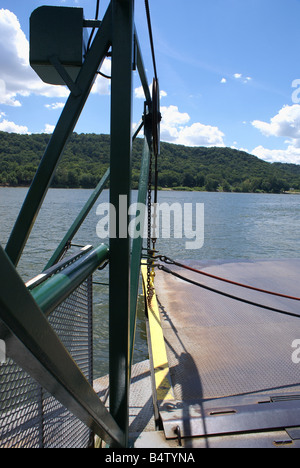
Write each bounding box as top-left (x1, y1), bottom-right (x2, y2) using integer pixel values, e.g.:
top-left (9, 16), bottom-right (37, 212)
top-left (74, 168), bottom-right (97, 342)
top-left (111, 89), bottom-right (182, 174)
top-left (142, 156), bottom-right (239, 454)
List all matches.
top-left (0, 277), bottom-right (93, 448)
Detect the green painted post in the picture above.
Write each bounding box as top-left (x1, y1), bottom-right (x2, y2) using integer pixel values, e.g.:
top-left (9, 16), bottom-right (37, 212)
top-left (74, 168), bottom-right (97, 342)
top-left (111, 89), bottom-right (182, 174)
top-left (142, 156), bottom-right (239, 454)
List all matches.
top-left (109, 0), bottom-right (134, 446)
top-left (135, 30), bottom-right (152, 105)
top-left (129, 119), bottom-right (152, 367)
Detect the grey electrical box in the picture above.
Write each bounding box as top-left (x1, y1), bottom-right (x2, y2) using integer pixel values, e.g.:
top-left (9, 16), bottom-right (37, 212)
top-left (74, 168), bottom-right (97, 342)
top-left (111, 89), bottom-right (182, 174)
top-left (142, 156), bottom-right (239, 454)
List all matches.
top-left (30, 6), bottom-right (87, 86)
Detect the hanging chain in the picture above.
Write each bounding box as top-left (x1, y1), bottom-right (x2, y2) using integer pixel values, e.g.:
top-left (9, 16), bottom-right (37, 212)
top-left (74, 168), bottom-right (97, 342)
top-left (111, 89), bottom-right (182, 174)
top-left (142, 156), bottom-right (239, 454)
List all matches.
top-left (146, 134), bottom-right (158, 304)
top-left (146, 77), bottom-right (160, 306)
top-left (147, 149), bottom-right (155, 305)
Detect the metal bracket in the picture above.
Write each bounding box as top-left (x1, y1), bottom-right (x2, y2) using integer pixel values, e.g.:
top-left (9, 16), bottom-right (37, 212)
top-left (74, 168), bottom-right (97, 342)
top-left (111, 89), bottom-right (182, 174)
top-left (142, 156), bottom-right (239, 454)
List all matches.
top-left (286, 427), bottom-right (300, 440)
top-left (49, 55), bottom-right (82, 96)
top-left (159, 398), bottom-right (300, 440)
top-left (152, 77), bottom-right (161, 158)
top-left (83, 19), bottom-right (101, 28)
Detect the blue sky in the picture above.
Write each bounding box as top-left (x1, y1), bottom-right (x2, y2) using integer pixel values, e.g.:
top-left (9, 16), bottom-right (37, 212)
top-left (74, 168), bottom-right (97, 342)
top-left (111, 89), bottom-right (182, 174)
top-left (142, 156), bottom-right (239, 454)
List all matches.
top-left (2, 0), bottom-right (300, 164)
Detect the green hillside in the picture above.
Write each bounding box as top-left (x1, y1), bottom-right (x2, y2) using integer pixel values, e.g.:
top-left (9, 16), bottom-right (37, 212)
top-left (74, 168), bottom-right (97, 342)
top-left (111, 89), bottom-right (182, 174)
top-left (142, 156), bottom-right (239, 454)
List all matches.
top-left (1, 131), bottom-right (300, 193)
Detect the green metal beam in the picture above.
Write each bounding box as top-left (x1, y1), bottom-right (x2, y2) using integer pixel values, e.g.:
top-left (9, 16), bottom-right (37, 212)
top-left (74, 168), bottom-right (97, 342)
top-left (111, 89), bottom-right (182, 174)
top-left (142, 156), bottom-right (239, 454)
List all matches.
top-left (132, 118), bottom-right (144, 141)
top-left (129, 120), bottom-right (152, 367)
top-left (0, 244), bottom-right (124, 447)
top-left (45, 169), bottom-right (110, 269)
top-left (32, 243), bottom-right (109, 315)
top-left (5, 4), bottom-right (112, 267)
top-left (135, 29), bottom-right (152, 104)
top-left (109, 0), bottom-right (134, 447)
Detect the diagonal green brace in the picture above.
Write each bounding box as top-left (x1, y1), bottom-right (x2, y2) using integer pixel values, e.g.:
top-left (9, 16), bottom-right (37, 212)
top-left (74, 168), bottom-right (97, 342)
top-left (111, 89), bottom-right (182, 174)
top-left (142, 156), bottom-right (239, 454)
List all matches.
top-left (45, 168), bottom-right (110, 269)
top-left (5, 4), bottom-right (113, 267)
top-left (129, 123), bottom-right (152, 367)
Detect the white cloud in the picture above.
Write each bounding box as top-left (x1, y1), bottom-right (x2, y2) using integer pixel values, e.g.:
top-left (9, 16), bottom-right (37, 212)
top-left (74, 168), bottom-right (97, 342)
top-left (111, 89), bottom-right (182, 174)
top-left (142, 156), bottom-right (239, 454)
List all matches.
top-left (91, 59), bottom-right (112, 96)
top-left (160, 105), bottom-right (225, 147)
top-left (251, 145), bottom-right (300, 164)
top-left (250, 104), bottom-right (300, 163)
top-left (0, 111), bottom-right (56, 135)
top-left (252, 104), bottom-right (300, 141)
top-left (134, 83), bottom-right (167, 100)
top-left (0, 9), bottom-right (70, 106)
top-left (0, 78), bottom-right (22, 107)
top-left (0, 109), bottom-right (29, 133)
top-left (0, 114), bottom-right (55, 135)
top-left (160, 105), bottom-right (189, 144)
top-left (176, 122), bottom-right (225, 147)
top-left (220, 78), bottom-right (227, 84)
top-left (0, 118), bottom-right (29, 134)
top-left (134, 85), bottom-right (145, 100)
top-left (135, 84), bottom-right (223, 147)
top-left (161, 105), bottom-right (190, 126)
top-left (0, 9), bottom-right (111, 108)
top-left (42, 124), bottom-right (55, 134)
top-left (45, 102), bottom-right (65, 110)
top-left (233, 73), bottom-right (252, 84)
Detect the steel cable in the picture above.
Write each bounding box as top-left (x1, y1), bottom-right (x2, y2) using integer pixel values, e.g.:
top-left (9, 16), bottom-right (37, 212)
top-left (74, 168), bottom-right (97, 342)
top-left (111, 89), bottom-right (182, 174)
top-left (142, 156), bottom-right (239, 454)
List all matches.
top-left (159, 264), bottom-right (300, 320)
top-left (157, 256), bottom-right (300, 302)
top-left (144, 0), bottom-right (158, 80)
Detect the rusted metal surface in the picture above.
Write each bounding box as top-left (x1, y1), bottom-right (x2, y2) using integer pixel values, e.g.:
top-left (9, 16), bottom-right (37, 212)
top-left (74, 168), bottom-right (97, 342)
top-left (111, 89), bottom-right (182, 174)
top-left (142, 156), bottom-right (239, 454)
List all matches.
top-left (154, 259), bottom-right (300, 440)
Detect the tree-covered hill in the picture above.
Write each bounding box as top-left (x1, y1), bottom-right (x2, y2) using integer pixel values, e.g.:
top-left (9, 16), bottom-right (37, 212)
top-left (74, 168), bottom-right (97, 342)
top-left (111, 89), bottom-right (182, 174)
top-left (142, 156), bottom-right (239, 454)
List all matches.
top-left (1, 131), bottom-right (300, 193)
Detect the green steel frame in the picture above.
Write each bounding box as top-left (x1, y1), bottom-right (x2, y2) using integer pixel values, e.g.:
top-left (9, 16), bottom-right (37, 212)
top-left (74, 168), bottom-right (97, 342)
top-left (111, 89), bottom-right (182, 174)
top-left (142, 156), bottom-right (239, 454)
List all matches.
top-left (32, 243), bottom-right (109, 315)
top-left (5, 3), bottom-right (113, 267)
top-left (0, 243), bottom-right (123, 446)
top-left (109, 0), bottom-right (134, 445)
top-left (0, 0), bottom-right (158, 448)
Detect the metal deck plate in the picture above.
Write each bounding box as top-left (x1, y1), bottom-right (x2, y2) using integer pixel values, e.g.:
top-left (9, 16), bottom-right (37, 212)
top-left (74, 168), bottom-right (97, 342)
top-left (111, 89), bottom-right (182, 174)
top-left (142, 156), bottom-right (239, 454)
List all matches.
top-left (154, 259), bottom-right (300, 438)
top-left (94, 360), bottom-right (156, 436)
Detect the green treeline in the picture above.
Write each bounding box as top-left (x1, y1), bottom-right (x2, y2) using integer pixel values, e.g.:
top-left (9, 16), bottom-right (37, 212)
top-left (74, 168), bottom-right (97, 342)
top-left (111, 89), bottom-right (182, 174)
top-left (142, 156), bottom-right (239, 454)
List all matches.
top-left (1, 131), bottom-right (300, 193)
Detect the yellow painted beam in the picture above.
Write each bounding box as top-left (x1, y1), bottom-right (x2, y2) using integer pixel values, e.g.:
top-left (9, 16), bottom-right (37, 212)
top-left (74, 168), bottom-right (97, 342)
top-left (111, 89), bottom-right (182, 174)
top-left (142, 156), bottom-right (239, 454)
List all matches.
top-left (141, 265), bottom-right (174, 403)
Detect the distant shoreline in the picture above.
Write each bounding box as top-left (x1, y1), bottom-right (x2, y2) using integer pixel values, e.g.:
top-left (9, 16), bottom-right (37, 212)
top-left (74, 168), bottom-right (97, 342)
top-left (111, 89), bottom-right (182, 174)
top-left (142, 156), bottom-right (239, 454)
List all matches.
top-left (2, 132), bottom-right (300, 193)
top-left (1, 183), bottom-right (300, 195)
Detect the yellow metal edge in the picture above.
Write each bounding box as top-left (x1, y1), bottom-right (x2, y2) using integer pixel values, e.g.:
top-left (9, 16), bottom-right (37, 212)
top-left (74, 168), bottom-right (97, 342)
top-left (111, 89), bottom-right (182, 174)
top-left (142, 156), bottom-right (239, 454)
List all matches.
top-left (141, 264), bottom-right (175, 403)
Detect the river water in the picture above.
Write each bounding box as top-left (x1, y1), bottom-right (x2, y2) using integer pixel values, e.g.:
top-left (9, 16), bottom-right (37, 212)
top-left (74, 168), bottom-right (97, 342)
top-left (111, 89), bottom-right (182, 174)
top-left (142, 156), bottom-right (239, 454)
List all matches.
top-left (1, 187), bottom-right (300, 377)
